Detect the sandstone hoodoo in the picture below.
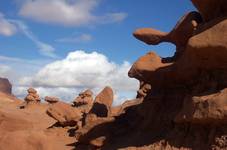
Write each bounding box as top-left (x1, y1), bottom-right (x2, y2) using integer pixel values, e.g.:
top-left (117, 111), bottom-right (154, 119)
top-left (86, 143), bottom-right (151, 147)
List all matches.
top-left (24, 88), bottom-right (41, 104)
top-left (73, 89), bottom-right (94, 114)
top-left (89, 86), bottom-right (114, 117)
top-left (0, 77), bottom-right (12, 95)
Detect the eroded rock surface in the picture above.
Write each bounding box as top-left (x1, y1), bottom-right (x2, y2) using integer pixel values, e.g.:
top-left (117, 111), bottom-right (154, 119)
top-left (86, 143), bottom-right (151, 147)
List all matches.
top-left (73, 89), bottom-right (94, 114)
top-left (89, 86), bottom-right (113, 117)
top-left (47, 102), bottom-right (82, 127)
top-left (24, 88), bottom-right (41, 104)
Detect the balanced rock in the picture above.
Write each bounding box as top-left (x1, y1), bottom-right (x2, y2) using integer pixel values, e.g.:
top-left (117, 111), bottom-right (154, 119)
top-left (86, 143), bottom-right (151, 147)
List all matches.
top-left (0, 77), bottom-right (12, 95)
top-left (47, 102), bottom-right (82, 126)
top-left (89, 87), bottom-right (113, 117)
top-left (134, 11), bottom-right (203, 60)
top-left (45, 96), bottom-right (60, 104)
top-left (24, 88), bottom-right (41, 104)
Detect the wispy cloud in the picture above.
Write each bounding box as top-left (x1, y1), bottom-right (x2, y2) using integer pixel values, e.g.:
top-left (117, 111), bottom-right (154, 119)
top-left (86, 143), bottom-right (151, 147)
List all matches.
top-left (0, 12), bottom-right (17, 36)
top-left (18, 0), bottom-right (127, 26)
top-left (56, 33), bottom-right (92, 43)
top-left (9, 20), bottom-right (57, 58)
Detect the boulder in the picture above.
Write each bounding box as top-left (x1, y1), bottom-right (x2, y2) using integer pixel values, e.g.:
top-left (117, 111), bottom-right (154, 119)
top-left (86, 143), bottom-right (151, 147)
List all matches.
top-left (0, 77), bottom-right (12, 94)
top-left (89, 87), bottom-right (113, 117)
top-left (46, 102), bottom-right (82, 126)
top-left (45, 96), bottom-right (60, 104)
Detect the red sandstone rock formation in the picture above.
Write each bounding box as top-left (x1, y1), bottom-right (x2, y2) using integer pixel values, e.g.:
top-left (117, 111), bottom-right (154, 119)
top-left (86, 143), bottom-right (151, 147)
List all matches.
top-left (89, 86), bottom-right (113, 117)
top-left (45, 96), bottom-right (60, 104)
top-left (24, 88), bottom-right (41, 104)
top-left (0, 1), bottom-right (227, 149)
top-left (47, 101), bottom-right (82, 127)
top-left (0, 77), bottom-right (12, 95)
top-left (75, 1), bottom-right (227, 149)
top-left (73, 89), bottom-right (94, 114)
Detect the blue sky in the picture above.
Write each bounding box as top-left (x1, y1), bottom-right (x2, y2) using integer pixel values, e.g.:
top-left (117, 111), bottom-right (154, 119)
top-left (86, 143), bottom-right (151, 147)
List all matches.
top-left (0, 0), bottom-right (196, 105)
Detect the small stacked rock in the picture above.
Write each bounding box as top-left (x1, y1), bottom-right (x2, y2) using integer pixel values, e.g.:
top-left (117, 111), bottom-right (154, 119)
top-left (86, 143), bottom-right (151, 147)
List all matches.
top-left (24, 88), bottom-right (41, 104)
top-left (45, 96), bottom-right (60, 104)
top-left (73, 89), bottom-right (94, 114)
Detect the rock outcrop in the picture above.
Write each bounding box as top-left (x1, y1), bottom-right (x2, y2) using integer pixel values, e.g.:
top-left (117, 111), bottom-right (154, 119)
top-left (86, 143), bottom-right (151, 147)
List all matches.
top-left (24, 88), bottom-right (41, 104)
top-left (45, 96), bottom-right (60, 104)
top-left (74, 1), bottom-right (227, 149)
top-left (1, 1), bottom-right (227, 149)
top-left (0, 77), bottom-right (12, 95)
top-left (133, 11), bottom-right (203, 60)
top-left (191, 0), bottom-right (227, 22)
top-left (47, 102), bottom-right (82, 127)
top-left (89, 86), bottom-right (113, 117)
top-left (73, 89), bottom-right (94, 114)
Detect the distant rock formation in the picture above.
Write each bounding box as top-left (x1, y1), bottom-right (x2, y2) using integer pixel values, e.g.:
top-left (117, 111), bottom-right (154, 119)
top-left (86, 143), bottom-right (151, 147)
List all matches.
top-left (0, 77), bottom-right (12, 95)
top-left (24, 88), bottom-right (41, 104)
top-left (73, 89), bottom-right (94, 114)
top-left (45, 96), bottom-right (60, 104)
top-left (89, 86), bottom-right (113, 117)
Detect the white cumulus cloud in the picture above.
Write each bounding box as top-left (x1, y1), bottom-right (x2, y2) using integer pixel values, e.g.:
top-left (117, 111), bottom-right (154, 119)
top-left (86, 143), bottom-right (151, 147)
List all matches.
top-left (0, 13), bottom-right (17, 36)
top-left (16, 50), bottom-right (138, 105)
top-left (19, 0), bottom-right (127, 26)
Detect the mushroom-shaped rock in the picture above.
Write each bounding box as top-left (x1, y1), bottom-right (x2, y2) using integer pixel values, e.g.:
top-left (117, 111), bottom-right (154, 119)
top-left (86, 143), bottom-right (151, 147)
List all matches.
top-left (89, 86), bottom-right (113, 117)
top-left (191, 0), bottom-right (227, 22)
top-left (134, 11), bottom-right (203, 59)
top-left (0, 77), bottom-right (12, 95)
top-left (46, 101), bottom-right (82, 126)
top-left (44, 96), bottom-right (60, 104)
